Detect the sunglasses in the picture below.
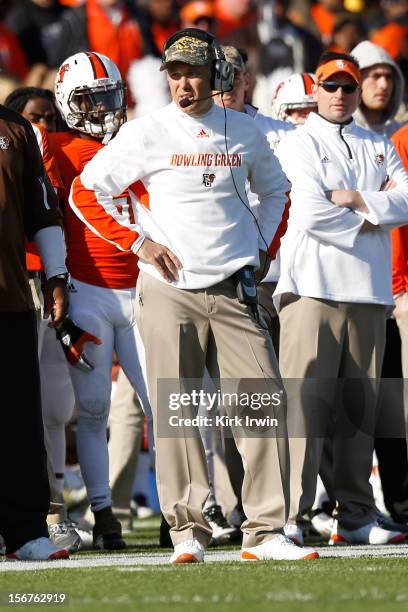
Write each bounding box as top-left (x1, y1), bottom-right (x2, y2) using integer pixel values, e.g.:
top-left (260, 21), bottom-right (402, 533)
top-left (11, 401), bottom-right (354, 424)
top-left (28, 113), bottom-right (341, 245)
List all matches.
top-left (319, 81), bottom-right (358, 94)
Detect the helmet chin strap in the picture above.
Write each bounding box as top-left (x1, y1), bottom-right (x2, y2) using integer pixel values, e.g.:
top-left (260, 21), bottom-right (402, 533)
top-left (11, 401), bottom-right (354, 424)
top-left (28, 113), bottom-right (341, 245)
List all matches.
top-left (102, 127), bottom-right (114, 145)
top-left (101, 112), bottom-right (118, 145)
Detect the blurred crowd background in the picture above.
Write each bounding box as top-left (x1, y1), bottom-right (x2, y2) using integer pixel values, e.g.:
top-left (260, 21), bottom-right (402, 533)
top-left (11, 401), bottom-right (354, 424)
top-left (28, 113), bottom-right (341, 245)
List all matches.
top-left (0, 0), bottom-right (407, 119)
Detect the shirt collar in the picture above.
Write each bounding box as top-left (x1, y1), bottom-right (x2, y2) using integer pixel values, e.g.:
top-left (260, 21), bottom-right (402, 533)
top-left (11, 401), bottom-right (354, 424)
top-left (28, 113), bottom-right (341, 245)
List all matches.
top-left (306, 111), bottom-right (356, 134)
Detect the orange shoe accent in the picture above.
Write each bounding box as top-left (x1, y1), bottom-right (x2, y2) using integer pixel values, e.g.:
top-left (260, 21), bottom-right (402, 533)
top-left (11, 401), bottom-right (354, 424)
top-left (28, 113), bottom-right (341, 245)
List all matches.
top-left (172, 553), bottom-right (198, 564)
top-left (330, 533), bottom-right (349, 544)
top-left (388, 534), bottom-right (405, 544)
top-left (49, 549), bottom-right (70, 560)
top-left (302, 552), bottom-right (319, 560)
top-left (241, 551), bottom-right (260, 560)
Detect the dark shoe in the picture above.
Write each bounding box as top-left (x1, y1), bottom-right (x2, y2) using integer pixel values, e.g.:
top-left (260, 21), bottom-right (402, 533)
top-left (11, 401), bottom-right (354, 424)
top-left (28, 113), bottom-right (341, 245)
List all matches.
top-left (93, 506), bottom-right (126, 550)
top-left (203, 504), bottom-right (241, 544)
top-left (229, 502), bottom-right (246, 528)
top-left (376, 511), bottom-right (408, 534)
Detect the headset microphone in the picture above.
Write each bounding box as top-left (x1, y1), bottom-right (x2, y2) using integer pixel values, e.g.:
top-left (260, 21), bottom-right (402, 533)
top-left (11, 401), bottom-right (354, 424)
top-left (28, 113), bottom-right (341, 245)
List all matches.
top-left (179, 87), bottom-right (233, 108)
top-left (179, 97), bottom-right (195, 108)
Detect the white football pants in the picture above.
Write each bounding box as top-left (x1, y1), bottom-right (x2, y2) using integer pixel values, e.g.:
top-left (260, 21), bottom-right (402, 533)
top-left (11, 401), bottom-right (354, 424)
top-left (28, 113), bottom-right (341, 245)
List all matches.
top-left (68, 278), bottom-right (150, 512)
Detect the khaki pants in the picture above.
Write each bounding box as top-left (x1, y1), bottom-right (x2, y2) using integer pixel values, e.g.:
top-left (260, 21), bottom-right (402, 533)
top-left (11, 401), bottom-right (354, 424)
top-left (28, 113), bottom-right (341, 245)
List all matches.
top-left (279, 294), bottom-right (386, 530)
top-left (136, 272), bottom-right (290, 548)
top-left (109, 368), bottom-right (144, 529)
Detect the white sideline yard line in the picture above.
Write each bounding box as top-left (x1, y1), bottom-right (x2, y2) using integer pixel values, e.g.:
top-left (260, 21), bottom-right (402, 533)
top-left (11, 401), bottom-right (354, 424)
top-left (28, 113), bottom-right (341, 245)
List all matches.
top-left (1, 544), bottom-right (408, 572)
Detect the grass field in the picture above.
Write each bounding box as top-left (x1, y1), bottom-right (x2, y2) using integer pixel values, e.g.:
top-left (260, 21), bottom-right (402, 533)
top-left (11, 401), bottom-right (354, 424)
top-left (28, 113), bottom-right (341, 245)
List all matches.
top-left (2, 517), bottom-right (408, 612)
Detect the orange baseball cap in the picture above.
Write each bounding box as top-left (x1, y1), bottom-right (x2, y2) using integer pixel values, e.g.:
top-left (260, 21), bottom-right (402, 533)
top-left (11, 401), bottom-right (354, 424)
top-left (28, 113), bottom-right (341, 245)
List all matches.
top-left (180, 1), bottom-right (214, 24)
top-left (315, 58), bottom-right (361, 86)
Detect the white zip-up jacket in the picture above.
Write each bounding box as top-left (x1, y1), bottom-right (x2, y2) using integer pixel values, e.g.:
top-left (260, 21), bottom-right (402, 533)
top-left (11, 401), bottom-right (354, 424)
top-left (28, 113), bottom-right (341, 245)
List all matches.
top-left (71, 101), bottom-right (290, 290)
top-left (274, 112), bottom-right (408, 307)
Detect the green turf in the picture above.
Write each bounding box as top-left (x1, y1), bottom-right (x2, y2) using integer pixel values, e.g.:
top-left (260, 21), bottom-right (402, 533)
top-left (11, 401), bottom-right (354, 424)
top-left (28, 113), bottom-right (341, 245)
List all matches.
top-left (1, 518), bottom-right (408, 612)
top-left (2, 559), bottom-right (408, 612)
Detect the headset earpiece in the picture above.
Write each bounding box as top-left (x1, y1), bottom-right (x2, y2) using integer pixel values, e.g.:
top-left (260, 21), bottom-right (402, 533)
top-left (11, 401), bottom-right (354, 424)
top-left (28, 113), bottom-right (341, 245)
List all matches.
top-left (211, 57), bottom-right (234, 92)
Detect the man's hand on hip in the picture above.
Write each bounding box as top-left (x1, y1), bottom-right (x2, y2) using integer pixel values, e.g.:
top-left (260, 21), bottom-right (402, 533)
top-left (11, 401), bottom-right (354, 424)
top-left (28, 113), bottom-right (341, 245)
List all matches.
top-left (43, 278), bottom-right (69, 326)
top-left (326, 189), bottom-right (369, 214)
top-left (137, 238), bottom-right (182, 283)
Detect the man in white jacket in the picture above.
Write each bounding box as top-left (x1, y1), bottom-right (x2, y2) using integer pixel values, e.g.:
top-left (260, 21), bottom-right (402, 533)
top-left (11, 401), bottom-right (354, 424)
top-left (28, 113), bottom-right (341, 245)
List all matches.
top-left (69, 28), bottom-right (319, 563)
top-left (352, 40), bottom-right (404, 138)
top-left (275, 51), bottom-right (408, 546)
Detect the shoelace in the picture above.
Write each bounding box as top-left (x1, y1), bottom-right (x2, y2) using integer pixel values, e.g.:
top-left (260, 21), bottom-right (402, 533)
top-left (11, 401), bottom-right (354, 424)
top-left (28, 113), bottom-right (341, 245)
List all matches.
top-left (175, 539), bottom-right (202, 550)
top-left (51, 521), bottom-right (76, 534)
top-left (272, 534), bottom-right (296, 547)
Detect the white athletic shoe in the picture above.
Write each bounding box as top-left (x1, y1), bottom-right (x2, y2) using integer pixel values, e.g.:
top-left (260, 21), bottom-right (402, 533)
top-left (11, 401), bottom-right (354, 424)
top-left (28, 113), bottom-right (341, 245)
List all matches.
top-left (48, 521), bottom-right (81, 553)
top-left (169, 539), bottom-right (205, 564)
top-left (329, 520), bottom-right (405, 546)
top-left (284, 523), bottom-right (304, 546)
top-left (6, 537), bottom-right (69, 561)
top-left (241, 534), bottom-right (319, 561)
top-left (311, 511), bottom-right (335, 538)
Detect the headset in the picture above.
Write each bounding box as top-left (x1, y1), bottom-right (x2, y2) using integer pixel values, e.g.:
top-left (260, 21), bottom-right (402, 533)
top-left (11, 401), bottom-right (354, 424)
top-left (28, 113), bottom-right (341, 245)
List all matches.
top-left (162, 28), bottom-right (234, 93)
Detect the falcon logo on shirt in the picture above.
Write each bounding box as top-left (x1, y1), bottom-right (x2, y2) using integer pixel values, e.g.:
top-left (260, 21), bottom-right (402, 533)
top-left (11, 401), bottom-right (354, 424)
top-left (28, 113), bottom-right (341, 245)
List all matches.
top-left (203, 173), bottom-right (216, 187)
top-left (375, 153), bottom-right (385, 166)
top-left (196, 128), bottom-right (209, 138)
top-left (0, 136), bottom-right (10, 150)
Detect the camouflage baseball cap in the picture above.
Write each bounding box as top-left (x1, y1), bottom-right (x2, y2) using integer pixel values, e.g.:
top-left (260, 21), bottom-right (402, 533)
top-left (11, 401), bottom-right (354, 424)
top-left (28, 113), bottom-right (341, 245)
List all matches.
top-left (160, 35), bottom-right (214, 71)
top-left (222, 46), bottom-right (246, 72)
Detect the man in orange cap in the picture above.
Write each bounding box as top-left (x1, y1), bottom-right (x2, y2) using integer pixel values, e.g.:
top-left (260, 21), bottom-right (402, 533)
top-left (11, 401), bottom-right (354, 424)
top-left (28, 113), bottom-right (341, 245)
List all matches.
top-left (275, 51), bottom-right (408, 547)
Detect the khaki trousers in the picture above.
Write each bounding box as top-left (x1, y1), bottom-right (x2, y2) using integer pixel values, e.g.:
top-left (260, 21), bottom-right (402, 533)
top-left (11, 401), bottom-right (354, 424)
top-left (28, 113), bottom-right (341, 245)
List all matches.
top-left (279, 294), bottom-right (386, 530)
top-left (109, 368), bottom-right (144, 529)
top-left (136, 272), bottom-right (289, 548)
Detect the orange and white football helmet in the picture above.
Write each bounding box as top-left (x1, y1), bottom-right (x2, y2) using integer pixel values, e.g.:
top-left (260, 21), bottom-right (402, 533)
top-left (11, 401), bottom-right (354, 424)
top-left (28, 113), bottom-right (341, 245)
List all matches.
top-left (273, 72), bottom-right (317, 122)
top-left (54, 51), bottom-right (126, 142)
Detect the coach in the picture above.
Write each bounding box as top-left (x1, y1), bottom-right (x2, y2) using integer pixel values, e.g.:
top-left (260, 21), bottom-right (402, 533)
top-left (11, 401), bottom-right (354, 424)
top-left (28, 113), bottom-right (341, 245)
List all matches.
top-left (70, 29), bottom-right (318, 563)
top-left (275, 51), bottom-right (408, 546)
